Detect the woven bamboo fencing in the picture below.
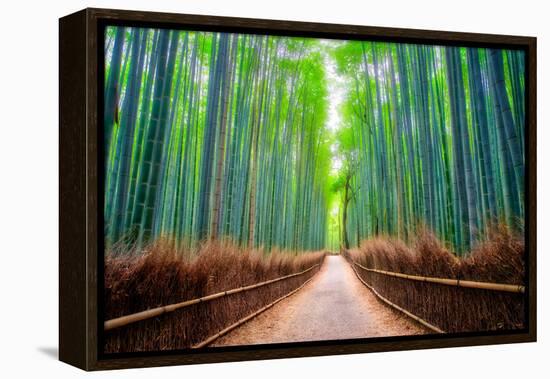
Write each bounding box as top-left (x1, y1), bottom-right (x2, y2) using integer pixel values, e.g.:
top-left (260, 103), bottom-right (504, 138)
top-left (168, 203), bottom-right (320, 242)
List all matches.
top-left (349, 261), bottom-right (444, 333)
top-left (345, 255), bottom-right (525, 333)
top-left (192, 275), bottom-right (316, 348)
top-left (105, 263), bottom-right (320, 331)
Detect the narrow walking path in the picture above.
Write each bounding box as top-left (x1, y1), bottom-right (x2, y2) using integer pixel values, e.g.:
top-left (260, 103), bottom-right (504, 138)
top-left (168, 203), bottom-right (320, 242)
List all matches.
top-left (213, 255), bottom-right (427, 346)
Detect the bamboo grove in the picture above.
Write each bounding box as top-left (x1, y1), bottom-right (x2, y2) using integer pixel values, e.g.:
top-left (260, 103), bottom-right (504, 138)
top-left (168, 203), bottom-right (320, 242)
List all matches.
top-left (332, 42), bottom-right (525, 254)
top-left (104, 27), bottom-right (332, 253)
top-left (104, 25), bottom-right (526, 257)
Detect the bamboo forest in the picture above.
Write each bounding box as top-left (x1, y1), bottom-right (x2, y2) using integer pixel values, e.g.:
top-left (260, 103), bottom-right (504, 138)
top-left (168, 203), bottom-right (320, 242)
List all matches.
top-left (103, 26), bottom-right (525, 257)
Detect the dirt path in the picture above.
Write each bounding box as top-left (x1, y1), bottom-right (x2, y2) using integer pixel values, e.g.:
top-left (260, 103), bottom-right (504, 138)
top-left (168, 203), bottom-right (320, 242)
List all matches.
top-left (213, 255), bottom-right (427, 346)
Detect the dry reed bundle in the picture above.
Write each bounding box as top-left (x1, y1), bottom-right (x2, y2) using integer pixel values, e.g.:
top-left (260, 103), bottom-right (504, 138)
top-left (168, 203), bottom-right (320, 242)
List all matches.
top-left (104, 239), bottom-right (324, 353)
top-left (344, 225), bottom-right (525, 333)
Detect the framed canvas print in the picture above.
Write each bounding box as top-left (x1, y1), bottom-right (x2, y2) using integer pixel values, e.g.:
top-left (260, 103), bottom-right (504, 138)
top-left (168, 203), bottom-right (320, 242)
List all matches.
top-left (59, 8), bottom-right (536, 371)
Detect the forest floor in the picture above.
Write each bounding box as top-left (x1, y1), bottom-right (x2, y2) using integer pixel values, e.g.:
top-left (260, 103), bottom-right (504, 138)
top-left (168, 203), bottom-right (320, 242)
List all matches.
top-left (213, 255), bottom-right (427, 346)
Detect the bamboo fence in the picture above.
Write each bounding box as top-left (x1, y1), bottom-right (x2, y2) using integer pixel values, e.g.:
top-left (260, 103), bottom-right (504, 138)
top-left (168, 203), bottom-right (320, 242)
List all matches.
top-left (192, 275), bottom-right (316, 348)
top-left (349, 260), bottom-right (444, 333)
top-left (104, 263), bottom-right (320, 331)
top-left (353, 262), bottom-right (525, 294)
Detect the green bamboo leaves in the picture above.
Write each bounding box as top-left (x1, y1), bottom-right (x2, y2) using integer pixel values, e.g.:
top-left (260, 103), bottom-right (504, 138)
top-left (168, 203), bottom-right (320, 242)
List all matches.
top-left (334, 42), bottom-right (525, 254)
top-left (104, 27), bottom-right (331, 254)
top-left (104, 25), bottom-right (525, 257)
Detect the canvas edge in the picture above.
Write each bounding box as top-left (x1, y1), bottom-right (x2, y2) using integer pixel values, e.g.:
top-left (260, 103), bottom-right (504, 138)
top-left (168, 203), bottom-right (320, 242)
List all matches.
top-left (59, 9), bottom-right (89, 371)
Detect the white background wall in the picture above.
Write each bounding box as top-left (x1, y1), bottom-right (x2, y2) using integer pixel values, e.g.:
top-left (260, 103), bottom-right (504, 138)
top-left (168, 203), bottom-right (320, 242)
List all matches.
top-left (0, 0), bottom-right (546, 377)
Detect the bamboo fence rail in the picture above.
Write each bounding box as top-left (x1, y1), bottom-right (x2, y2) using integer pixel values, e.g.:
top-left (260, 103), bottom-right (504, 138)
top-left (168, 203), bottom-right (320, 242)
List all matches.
top-left (349, 260), bottom-right (445, 333)
top-left (104, 263), bottom-right (321, 331)
top-left (192, 275), bottom-right (317, 348)
top-left (353, 262), bottom-right (525, 294)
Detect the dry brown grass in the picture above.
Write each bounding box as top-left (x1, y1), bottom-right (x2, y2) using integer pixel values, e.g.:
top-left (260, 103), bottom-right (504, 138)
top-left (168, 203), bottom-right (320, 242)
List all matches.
top-left (104, 239), bottom-right (325, 353)
top-left (343, 225), bottom-right (525, 333)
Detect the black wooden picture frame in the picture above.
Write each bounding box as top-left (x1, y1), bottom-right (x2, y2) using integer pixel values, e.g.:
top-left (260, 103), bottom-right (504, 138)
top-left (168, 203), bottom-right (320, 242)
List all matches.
top-left (59, 7), bottom-right (536, 371)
